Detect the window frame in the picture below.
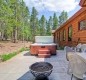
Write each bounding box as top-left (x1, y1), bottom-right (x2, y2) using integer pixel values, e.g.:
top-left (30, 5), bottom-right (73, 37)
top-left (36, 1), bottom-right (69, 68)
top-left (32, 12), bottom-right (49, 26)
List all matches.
top-left (78, 19), bottom-right (86, 30)
top-left (68, 25), bottom-right (72, 41)
top-left (59, 32), bottom-right (60, 41)
top-left (63, 29), bottom-right (66, 41)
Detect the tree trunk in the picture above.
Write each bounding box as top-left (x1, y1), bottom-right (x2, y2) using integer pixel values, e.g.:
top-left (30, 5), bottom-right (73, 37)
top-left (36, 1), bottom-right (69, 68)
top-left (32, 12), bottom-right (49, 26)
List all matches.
top-left (1, 32), bottom-right (4, 41)
top-left (13, 26), bottom-right (17, 43)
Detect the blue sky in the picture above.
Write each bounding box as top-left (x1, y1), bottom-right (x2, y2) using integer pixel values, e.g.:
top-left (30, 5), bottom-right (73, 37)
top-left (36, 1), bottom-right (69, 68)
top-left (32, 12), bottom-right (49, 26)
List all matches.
top-left (24, 0), bottom-right (81, 19)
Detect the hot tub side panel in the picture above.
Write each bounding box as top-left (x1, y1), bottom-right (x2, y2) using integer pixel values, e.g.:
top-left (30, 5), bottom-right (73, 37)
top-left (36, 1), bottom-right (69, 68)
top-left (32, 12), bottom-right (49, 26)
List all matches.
top-left (30, 45), bottom-right (57, 55)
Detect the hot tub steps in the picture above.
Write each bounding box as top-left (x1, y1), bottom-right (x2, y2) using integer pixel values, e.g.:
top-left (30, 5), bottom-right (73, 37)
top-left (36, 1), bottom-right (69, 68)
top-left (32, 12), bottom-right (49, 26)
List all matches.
top-left (38, 49), bottom-right (50, 54)
top-left (38, 53), bottom-right (51, 58)
top-left (38, 49), bottom-right (51, 58)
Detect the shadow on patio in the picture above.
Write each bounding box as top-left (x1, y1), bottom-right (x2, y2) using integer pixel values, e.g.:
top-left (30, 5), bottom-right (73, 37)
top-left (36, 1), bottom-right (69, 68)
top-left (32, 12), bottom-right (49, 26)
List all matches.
top-left (23, 51), bottom-right (31, 56)
top-left (17, 71), bottom-right (35, 80)
top-left (44, 50), bottom-right (71, 80)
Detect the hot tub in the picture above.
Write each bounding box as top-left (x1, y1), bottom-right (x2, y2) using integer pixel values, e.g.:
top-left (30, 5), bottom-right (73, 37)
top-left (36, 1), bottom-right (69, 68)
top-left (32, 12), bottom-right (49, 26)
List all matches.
top-left (30, 36), bottom-right (57, 55)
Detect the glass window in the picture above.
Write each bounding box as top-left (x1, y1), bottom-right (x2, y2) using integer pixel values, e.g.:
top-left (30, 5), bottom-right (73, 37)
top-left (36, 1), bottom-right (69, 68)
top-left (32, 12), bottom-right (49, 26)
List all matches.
top-left (58, 32), bottom-right (60, 41)
top-left (79, 20), bottom-right (86, 30)
top-left (68, 26), bottom-right (72, 41)
top-left (63, 30), bottom-right (66, 41)
top-left (57, 33), bottom-right (58, 42)
top-left (60, 31), bottom-right (63, 41)
top-left (57, 32), bottom-right (59, 41)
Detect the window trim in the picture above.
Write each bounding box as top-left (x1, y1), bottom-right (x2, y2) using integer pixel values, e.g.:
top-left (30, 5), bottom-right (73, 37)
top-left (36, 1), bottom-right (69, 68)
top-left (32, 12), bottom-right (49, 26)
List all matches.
top-left (60, 31), bottom-right (62, 41)
top-left (58, 32), bottom-right (60, 41)
top-left (68, 25), bottom-right (72, 41)
top-left (63, 29), bottom-right (66, 41)
top-left (78, 19), bottom-right (86, 31)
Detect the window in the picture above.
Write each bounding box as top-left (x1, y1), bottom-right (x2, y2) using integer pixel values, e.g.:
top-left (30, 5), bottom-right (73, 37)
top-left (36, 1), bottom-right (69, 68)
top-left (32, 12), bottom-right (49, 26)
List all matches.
top-left (79, 20), bottom-right (86, 30)
top-left (60, 31), bottom-right (63, 41)
top-left (57, 33), bottom-right (58, 42)
top-left (58, 32), bottom-right (60, 41)
top-left (68, 26), bottom-right (72, 41)
top-left (63, 30), bottom-right (66, 41)
top-left (59, 32), bottom-right (61, 41)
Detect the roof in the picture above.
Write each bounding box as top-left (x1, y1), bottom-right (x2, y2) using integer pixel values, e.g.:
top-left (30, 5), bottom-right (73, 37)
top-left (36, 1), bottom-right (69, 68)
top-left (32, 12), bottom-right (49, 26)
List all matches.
top-left (79, 0), bottom-right (86, 7)
top-left (54, 7), bottom-right (86, 33)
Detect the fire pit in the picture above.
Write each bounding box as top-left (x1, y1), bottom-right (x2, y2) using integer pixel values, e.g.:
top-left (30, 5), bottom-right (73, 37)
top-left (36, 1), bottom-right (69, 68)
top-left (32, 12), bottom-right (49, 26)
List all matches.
top-left (29, 62), bottom-right (53, 80)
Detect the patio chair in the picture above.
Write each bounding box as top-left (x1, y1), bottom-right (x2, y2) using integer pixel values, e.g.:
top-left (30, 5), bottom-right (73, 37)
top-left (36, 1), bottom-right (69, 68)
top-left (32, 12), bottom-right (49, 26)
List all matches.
top-left (65, 46), bottom-right (75, 61)
top-left (74, 43), bottom-right (82, 52)
top-left (67, 53), bottom-right (86, 80)
top-left (65, 47), bottom-right (75, 75)
top-left (81, 44), bottom-right (86, 53)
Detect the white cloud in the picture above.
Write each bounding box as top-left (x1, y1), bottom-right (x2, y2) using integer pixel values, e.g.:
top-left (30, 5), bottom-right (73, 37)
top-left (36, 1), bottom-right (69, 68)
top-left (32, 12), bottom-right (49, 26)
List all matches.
top-left (24, 0), bottom-right (79, 12)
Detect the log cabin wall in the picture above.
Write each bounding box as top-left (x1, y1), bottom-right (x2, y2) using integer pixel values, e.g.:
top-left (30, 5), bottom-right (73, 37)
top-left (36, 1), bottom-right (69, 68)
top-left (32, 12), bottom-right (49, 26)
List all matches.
top-left (53, 0), bottom-right (86, 47)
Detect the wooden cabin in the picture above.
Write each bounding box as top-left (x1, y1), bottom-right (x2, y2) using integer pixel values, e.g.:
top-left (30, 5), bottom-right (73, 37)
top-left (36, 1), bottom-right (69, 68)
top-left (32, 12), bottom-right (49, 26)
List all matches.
top-left (53, 0), bottom-right (86, 47)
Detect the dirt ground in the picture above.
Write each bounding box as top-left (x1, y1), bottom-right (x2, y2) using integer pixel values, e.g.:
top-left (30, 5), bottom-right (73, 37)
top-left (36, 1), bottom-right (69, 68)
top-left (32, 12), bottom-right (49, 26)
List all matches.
top-left (0, 41), bottom-right (31, 55)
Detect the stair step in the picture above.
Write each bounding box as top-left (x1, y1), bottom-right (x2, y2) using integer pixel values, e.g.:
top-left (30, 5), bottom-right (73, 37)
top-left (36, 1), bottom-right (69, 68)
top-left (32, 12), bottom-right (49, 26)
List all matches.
top-left (38, 49), bottom-right (50, 54)
top-left (38, 54), bottom-right (51, 58)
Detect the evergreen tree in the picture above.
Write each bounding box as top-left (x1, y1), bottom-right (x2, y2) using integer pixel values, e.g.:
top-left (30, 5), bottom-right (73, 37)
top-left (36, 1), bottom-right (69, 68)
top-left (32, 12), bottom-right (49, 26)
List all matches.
top-left (0, 0), bottom-right (30, 42)
top-left (46, 21), bottom-right (51, 35)
top-left (0, 0), bottom-right (12, 40)
top-left (40, 15), bottom-right (46, 36)
top-left (35, 18), bottom-right (40, 36)
top-left (59, 11), bottom-right (68, 25)
top-left (0, 0), bottom-right (69, 42)
top-left (52, 13), bottom-right (58, 30)
top-left (22, 6), bottom-right (30, 41)
top-left (46, 16), bottom-right (53, 35)
top-left (49, 16), bottom-right (53, 29)
top-left (30, 7), bottom-right (38, 41)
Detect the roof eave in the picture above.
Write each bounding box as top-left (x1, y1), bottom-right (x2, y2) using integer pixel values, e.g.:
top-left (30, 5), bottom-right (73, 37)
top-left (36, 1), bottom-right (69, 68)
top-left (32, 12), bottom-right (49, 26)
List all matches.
top-left (53, 7), bottom-right (86, 34)
top-left (79, 0), bottom-right (86, 7)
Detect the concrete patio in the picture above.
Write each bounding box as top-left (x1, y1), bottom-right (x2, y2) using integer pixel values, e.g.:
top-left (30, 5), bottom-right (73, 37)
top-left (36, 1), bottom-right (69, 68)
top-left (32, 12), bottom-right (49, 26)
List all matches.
top-left (0, 50), bottom-right (72, 80)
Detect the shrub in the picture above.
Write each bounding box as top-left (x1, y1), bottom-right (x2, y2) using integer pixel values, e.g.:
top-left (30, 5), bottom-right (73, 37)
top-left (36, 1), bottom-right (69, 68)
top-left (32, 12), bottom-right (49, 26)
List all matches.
top-left (1, 47), bottom-right (29, 61)
top-left (1, 52), bottom-right (17, 61)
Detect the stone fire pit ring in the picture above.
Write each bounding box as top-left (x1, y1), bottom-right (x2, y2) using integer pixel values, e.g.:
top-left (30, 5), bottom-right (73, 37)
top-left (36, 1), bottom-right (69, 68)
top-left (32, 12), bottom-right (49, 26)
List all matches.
top-left (29, 62), bottom-right (53, 79)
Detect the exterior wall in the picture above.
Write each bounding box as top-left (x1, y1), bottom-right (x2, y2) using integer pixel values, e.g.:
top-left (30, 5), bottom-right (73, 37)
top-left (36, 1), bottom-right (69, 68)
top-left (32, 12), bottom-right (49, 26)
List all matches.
top-left (54, 8), bottom-right (86, 47)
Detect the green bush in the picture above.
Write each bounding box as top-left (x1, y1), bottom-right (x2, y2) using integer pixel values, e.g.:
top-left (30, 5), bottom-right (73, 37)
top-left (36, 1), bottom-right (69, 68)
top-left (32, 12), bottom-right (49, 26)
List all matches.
top-left (1, 52), bottom-right (17, 61)
top-left (1, 47), bottom-right (29, 61)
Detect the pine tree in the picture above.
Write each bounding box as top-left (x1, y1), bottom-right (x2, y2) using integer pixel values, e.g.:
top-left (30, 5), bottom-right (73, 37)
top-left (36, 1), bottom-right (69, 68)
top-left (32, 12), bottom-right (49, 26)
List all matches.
top-left (46, 16), bottom-right (53, 35)
top-left (49, 16), bottom-right (53, 29)
top-left (46, 21), bottom-right (51, 35)
top-left (52, 13), bottom-right (58, 30)
top-left (35, 18), bottom-right (40, 36)
top-left (40, 15), bottom-right (46, 36)
top-left (59, 11), bottom-right (68, 25)
top-left (30, 7), bottom-right (38, 42)
top-left (0, 0), bottom-right (31, 42)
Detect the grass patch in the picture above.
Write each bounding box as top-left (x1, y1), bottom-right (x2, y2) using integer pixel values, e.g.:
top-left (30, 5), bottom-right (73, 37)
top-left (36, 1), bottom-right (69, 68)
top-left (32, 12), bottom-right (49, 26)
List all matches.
top-left (1, 52), bottom-right (17, 61)
top-left (19, 47), bottom-right (29, 52)
top-left (1, 47), bottom-right (29, 61)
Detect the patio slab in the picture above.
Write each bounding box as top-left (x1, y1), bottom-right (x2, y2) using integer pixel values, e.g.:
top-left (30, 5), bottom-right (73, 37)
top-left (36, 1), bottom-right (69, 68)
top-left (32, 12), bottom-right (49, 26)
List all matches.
top-left (0, 50), bottom-right (76, 80)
